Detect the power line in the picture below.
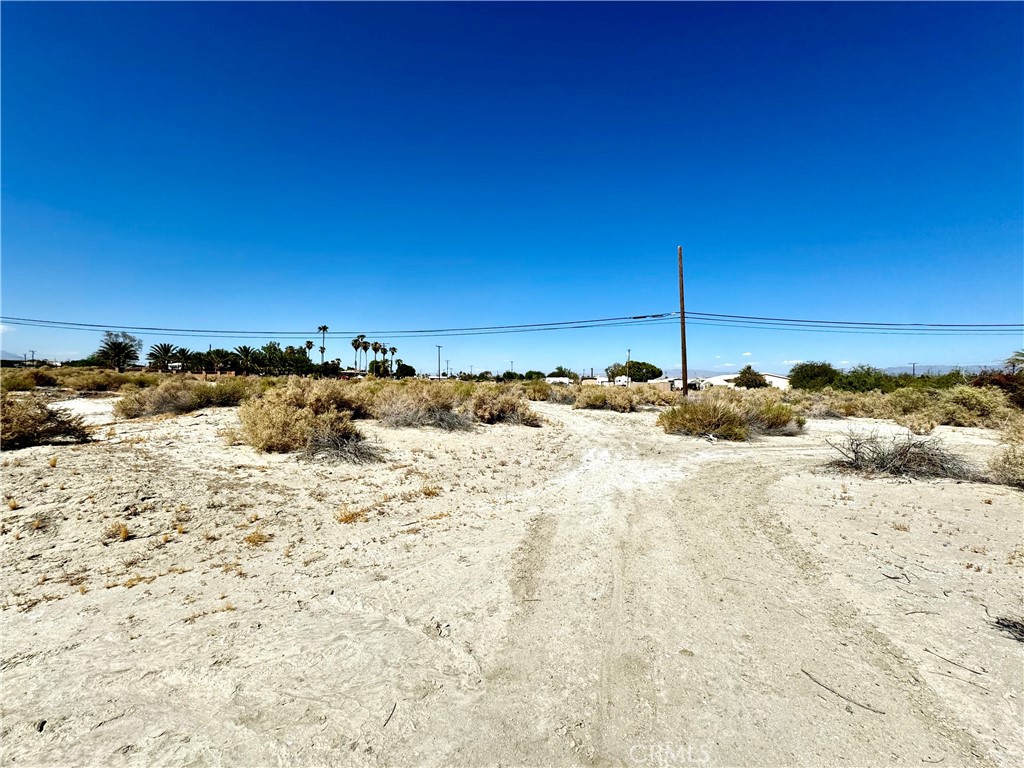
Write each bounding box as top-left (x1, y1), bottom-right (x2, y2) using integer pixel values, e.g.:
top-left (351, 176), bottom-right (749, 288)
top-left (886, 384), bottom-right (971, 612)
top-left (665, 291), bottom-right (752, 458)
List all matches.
top-left (1, 312), bottom-right (1021, 340)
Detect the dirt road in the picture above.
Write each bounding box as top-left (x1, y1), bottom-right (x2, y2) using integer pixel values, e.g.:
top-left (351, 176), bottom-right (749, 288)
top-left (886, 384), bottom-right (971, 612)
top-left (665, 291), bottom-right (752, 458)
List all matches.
top-left (2, 401), bottom-right (1020, 766)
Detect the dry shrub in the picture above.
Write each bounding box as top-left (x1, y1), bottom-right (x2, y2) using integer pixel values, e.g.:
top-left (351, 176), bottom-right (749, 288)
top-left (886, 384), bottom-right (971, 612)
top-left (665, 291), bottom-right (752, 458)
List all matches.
top-left (1, 368), bottom-right (58, 392)
top-left (990, 446), bottom-right (1024, 489)
top-left (522, 380), bottom-right (553, 401)
top-left (894, 413), bottom-right (937, 435)
top-left (239, 390), bottom-right (363, 453)
top-left (631, 384), bottom-right (678, 406)
top-left (741, 399), bottom-right (804, 436)
top-left (658, 398), bottom-right (749, 441)
top-left (545, 384), bottom-right (580, 405)
top-left (114, 376), bottom-right (259, 418)
top-left (53, 368), bottom-right (160, 392)
top-left (826, 431), bottom-right (979, 480)
top-left (659, 389), bottom-right (804, 441)
top-left (303, 418), bottom-right (379, 463)
top-left (1, 395), bottom-right (91, 450)
top-left (468, 383), bottom-right (541, 426)
top-left (573, 386), bottom-right (637, 412)
top-left (932, 386), bottom-right (1012, 428)
top-left (373, 380), bottom-right (473, 430)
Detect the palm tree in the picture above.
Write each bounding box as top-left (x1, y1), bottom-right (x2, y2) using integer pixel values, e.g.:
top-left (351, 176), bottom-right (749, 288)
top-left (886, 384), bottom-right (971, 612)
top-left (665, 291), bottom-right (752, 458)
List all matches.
top-left (173, 347), bottom-right (193, 372)
top-left (371, 341), bottom-right (382, 368)
top-left (388, 346), bottom-right (397, 376)
top-left (98, 339), bottom-right (138, 372)
top-left (1006, 350), bottom-right (1024, 374)
top-left (234, 345), bottom-right (256, 374)
top-left (208, 349), bottom-right (231, 375)
top-left (350, 338), bottom-right (361, 371)
top-left (146, 343), bottom-right (178, 372)
top-left (360, 340), bottom-right (370, 372)
top-left (305, 340), bottom-right (314, 357)
top-left (317, 325), bottom-right (329, 364)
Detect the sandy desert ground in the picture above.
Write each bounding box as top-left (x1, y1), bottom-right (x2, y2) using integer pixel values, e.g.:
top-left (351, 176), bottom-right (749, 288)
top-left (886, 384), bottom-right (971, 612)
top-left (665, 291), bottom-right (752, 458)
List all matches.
top-left (1, 397), bottom-right (1021, 767)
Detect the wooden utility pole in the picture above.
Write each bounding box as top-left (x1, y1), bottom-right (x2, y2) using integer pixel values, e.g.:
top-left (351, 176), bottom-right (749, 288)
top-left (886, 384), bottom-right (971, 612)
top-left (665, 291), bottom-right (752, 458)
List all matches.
top-left (678, 245), bottom-right (689, 397)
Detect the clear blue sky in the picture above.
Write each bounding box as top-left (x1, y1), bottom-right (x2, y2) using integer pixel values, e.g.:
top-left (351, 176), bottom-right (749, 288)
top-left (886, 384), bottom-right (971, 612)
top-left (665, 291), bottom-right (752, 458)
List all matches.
top-left (2, 2), bottom-right (1021, 375)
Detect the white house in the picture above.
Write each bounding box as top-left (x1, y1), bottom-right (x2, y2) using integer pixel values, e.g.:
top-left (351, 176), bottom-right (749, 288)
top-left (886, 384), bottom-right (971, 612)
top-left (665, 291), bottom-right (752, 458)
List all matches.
top-left (697, 372), bottom-right (790, 390)
top-left (544, 376), bottom-right (573, 385)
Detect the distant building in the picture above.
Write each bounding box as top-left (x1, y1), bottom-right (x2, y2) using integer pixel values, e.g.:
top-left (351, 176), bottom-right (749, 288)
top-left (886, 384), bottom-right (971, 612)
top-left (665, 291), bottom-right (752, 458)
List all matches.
top-left (696, 372), bottom-right (790, 390)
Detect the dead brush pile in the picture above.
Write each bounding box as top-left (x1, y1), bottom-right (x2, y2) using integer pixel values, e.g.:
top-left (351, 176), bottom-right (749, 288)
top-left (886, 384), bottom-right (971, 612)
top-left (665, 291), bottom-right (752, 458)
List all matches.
top-left (1, 394), bottom-right (92, 450)
top-left (826, 430), bottom-right (980, 480)
top-left (658, 389), bottom-right (804, 441)
top-left (114, 376), bottom-right (261, 418)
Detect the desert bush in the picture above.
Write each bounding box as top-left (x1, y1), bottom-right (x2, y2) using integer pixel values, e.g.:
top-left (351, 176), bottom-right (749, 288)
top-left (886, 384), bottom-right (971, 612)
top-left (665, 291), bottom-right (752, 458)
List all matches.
top-left (631, 384), bottom-right (678, 406)
top-left (971, 371), bottom-right (1024, 409)
top-left (522, 380), bottom-right (553, 401)
top-left (826, 431), bottom-right (979, 480)
top-left (931, 386), bottom-right (1011, 428)
top-left (468, 383), bottom-right (541, 426)
top-left (545, 384), bottom-right (580, 405)
top-left (1, 395), bottom-right (91, 450)
top-left (573, 386), bottom-right (637, 412)
top-left (303, 416), bottom-right (378, 463)
top-left (740, 398), bottom-right (805, 436)
top-left (372, 380), bottom-right (473, 430)
top-left (0, 368), bottom-right (59, 392)
top-left (50, 368), bottom-right (161, 392)
top-left (658, 398), bottom-right (749, 441)
top-left (989, 446), bottom-right (1024, 489)
top-left (114, 376), bottom-right (260, 418)
top-left (893, 413), bottom-right (937, 435)
top-left (239, 390), bottom-right (364, 453)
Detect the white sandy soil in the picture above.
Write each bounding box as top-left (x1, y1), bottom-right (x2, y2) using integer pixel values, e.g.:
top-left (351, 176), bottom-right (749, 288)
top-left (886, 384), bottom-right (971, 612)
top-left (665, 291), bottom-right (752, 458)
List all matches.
top-left (1, 398), bottom-right (1021, 767)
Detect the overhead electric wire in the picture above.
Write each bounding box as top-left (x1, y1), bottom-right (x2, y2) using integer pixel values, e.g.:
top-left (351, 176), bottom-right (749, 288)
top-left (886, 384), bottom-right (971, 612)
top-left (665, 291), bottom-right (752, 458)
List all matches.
top-left (1, 312), bottom-right (1021, 340)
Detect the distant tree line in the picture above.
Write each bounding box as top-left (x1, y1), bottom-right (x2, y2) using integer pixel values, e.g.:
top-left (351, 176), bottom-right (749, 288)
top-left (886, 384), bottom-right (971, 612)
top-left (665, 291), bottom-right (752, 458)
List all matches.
top-left (789, 356), bottom-right (1024, 408)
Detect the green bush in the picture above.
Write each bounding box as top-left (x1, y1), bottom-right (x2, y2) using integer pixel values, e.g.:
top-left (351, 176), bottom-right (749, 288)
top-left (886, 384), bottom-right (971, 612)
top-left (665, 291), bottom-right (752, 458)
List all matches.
top-left (731, 365), bottom-right (769, 389)
top-left (1, 395), bottom-right (91, 450)
top-left (788, 361), bottom-right (841, 391)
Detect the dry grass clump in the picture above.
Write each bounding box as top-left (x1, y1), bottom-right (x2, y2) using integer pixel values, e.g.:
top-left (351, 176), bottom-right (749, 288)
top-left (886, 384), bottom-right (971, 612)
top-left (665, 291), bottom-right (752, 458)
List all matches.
top-left (784, 384), bottom-right (1017, 431)
top-left (630, 384), bottom-right (679, 406)
top-left (468, 383), bottom-right (541, 426)
top-left (658, 398), bottom-right (750, 441)
top-left (115, 376), bottom-right (259, 418)
top-left (303, 419), bottom-right (379, 463)
top-left (658, 389), bottom-right (804, 441)
top-left (573, 386), bottom-right (637, 412)
top-left (373, 380), bottom-right (474, 430)
top-left (989, 446), bottom-right (1024, 489)
top-left (239, 388), bottom-right (364, 454)
top-left (545, 384), bottom-right (580, 405)
top-left (52, 368), bottom-right (160, 393)
top-left (0, 368), bottom-right (59, 392)
top-left (1, 395), bottom-right (91, 450)
top-left (826, 431), bottom-right (979, 480)
top-left (522, 380), bottom-right (553, 401)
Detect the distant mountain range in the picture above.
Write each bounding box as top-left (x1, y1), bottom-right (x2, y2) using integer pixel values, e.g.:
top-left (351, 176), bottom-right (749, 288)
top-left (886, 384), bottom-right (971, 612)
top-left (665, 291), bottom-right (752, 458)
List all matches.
top-left (1, 350), bottom-right (25, 361)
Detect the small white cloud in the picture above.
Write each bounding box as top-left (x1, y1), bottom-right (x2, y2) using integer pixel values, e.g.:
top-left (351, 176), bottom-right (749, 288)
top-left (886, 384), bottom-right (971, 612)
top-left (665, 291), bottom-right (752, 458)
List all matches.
top-left (783, 359), bottom-right (802, 364)
top-left (714, 355), bottom-right (721, 359)
top-left (717, 363), bottom-right (735, 368)
top-left (840, 360), bottom-right (850, 364)
top-left (0, 324), bottom-right (13, 334)
top-left (742, 352), bottom-right (752, 356)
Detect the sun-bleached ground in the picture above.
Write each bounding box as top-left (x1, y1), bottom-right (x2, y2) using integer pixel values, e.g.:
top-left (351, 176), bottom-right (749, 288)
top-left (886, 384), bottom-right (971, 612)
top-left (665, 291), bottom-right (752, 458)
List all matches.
top-left (1, 398), bottom-right (1021, 767)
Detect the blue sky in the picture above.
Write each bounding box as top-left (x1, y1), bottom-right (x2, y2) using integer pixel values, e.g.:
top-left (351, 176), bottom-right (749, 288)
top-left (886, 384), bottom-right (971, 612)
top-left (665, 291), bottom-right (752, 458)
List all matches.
top-left (2, 2), bottom-right (1021, 375)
